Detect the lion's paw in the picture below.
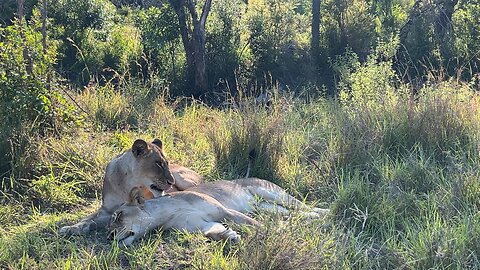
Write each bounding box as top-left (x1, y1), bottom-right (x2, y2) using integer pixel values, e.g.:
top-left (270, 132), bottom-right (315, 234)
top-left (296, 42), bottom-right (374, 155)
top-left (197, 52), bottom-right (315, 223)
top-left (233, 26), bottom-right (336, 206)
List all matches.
top-left (59, 223), bottom-right (89, 235)
top-left (225, 229), bottom-right (241, 244)
top-left (59, 225), bottom-right (77, 235)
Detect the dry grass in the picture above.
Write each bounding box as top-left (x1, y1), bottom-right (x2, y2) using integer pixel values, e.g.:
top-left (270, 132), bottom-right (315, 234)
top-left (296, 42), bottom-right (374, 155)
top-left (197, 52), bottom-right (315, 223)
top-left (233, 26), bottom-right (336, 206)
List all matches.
top-left (2, 80), bottom-right (480, 269)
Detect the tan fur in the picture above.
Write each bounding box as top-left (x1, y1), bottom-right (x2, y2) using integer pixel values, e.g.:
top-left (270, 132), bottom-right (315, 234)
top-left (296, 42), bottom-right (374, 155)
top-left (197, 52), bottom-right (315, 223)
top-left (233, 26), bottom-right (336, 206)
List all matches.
top-left (59, 139), bottom-right (203, 235)
top-left (109, 188), bottom-right (259, 246)
top-left (108, 178), bottom-right (329, 246)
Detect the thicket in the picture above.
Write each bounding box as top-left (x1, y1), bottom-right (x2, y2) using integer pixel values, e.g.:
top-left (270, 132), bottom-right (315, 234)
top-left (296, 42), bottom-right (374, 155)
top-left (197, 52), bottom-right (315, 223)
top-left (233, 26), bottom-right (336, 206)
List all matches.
top-left (2, 0), bottom-right (478, 95)
top-left (0, 17), bottom-right (79, 183)
top-left (2, 67), bottom-right (480, 269)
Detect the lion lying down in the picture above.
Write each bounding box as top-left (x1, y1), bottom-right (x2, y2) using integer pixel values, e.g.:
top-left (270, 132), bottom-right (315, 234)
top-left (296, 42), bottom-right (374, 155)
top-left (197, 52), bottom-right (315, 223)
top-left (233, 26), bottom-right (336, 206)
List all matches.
top-left (59, 139), bottom-right (203, 235)
top-left (108, 178), bottom-right (329, 246)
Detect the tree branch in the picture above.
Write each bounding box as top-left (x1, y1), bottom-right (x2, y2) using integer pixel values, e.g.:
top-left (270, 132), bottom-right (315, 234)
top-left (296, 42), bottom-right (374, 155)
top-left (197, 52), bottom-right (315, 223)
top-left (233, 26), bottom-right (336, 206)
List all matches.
top-left (186, 0), bottom-right (198, 24)
top-left (199, 0), bottom-right (212, 28)
top-left (170, 0), bottom-right (194, 68)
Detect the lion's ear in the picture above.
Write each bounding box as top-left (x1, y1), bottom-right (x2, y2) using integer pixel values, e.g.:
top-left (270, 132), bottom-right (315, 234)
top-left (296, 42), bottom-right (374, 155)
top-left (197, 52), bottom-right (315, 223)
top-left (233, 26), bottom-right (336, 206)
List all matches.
top-left (132, 139), bottom-right (149, 157)
top-left (151, 138), bottom-right (163, 150)
top-left (128, 186), bottom-right (145, 206)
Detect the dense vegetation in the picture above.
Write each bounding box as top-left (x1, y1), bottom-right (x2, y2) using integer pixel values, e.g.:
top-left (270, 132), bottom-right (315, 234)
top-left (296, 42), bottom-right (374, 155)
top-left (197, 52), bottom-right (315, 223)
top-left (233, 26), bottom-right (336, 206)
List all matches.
top-left (1, 0), bottom-right (480, 269)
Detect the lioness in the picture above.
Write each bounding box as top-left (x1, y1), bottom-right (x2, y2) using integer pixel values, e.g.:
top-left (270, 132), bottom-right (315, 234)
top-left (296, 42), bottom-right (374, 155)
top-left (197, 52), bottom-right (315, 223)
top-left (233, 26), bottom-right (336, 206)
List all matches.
top-left (108, 186), bottom-right (259, 246)
top-left (59, 138), bottom-right (203, 235)
top-left (109, 178), bottom-right (329, 246)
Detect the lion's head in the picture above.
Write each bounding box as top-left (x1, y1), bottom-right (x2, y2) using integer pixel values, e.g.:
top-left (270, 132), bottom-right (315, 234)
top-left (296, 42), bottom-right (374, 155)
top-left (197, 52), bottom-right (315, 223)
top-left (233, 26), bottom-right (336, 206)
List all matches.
top-left (108, 186), bottom-right (152, 246)
top-left (131, 138), bottom-right (176, 193)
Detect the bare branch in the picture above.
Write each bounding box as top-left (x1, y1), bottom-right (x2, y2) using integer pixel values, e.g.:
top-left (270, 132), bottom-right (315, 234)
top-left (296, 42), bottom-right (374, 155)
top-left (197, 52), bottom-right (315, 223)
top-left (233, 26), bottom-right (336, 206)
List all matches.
top-left (199, 0), bottom-right (212, 28)
top-left (170, 0), bottom-right (194, 68)
top-left (186, 0), bottom-right (198, 24)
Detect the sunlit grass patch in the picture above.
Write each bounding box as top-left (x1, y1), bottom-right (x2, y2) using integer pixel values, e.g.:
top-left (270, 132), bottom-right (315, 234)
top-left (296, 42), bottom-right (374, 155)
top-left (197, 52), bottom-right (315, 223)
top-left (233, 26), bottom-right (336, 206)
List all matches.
top-left (2, 79), bottom-right (480, 269)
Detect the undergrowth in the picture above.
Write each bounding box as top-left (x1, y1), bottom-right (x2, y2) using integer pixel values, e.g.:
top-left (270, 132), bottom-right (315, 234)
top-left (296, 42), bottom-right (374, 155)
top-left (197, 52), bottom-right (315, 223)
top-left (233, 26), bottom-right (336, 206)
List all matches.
top-left (1, 78), bottom-right (480, 269)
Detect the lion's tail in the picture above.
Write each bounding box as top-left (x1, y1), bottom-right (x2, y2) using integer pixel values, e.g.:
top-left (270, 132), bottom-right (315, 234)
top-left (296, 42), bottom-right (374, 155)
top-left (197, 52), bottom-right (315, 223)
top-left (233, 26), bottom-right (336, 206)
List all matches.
top-left (244, 149), bottom-right (257, 178)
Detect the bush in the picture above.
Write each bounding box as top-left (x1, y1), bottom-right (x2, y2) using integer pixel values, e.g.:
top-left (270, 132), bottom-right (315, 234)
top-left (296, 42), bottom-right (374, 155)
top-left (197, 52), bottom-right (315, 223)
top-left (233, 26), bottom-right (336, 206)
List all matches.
top-left (205, 0), bottom-right (243, 92)
top-left (48, 0), bottom-right (143, 85)
top-left (48, 0), bottom-right (117, 83)
top-left (246, 0), bottom-right (312, 85)
top-left (323, 0), bottom-right (377, 59)
top-left (105, 23), bottom-right (142, 74)
top-left (0, 20), bottom-right (78, 179)
top-left (134, 5), bottom-right (185, 94)
top-left (453, 0), bottom-right (480, 80)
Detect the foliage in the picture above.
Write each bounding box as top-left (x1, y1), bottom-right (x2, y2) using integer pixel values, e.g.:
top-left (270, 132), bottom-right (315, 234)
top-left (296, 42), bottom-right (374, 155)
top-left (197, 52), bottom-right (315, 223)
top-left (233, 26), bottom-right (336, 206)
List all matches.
top-left (205, 0), bottom-right (244, 91)
top-left (134, 5), bottom-right (185, 90)
top-left (453, 0), bottom-right (480, 80)
top-left (336, 44), bottom-right (398, 109)
top-left (8, 0), bottom-right (473, 95)
top-left (246, 0), bottom-right (313, 86)
top-left (0, 0), bottom-right (38, 26)
top-left (48, 0), bottom-right (144, 84)
top-left (323, 0), bottom-right (377, 58)
top-left (0, 19), bottom-right (78, 179)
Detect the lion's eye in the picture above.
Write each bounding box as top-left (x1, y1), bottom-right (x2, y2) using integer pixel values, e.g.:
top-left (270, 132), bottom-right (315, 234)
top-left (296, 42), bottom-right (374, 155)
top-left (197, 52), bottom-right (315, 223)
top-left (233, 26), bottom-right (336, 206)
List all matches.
top-left (156, 161), bottom-right (164, 169)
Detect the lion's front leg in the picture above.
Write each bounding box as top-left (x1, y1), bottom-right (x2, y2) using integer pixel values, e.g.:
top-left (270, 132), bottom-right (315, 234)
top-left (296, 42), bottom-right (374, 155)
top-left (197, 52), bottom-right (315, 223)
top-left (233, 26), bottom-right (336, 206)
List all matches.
top-left (202, 222), bottom-right (241, 243)
top-left (59, 207), bottom-right (112, 235)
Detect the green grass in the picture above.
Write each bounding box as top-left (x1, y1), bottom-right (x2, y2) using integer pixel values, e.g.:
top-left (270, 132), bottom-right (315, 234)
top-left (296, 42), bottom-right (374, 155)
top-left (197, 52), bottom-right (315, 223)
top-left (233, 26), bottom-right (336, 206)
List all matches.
top-left (2, 81), bottom-right (480, 269)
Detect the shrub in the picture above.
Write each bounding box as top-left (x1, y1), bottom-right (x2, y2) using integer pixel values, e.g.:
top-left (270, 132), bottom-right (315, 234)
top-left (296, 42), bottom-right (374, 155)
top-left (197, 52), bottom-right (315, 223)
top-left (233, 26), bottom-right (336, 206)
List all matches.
top-left (453, 0), bottom-right (480, 80)
top-left (105, 23), bottom-right (142, 75)
top-left (205, 0), bottom-right (243, 91)
top-left (48, 0), bottom-right (144, 85)
top-left (134, 5), bottom-right (185, 93)
top-left (0, 20), bottom-right (78, 179)
top-left (246, 0), bottom-right (312, 85)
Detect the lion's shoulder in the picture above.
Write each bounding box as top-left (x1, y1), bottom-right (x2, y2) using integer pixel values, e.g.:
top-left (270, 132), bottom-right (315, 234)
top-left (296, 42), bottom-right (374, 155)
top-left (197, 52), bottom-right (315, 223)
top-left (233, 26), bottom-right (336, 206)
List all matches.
top-left (169, 163), bottom-right (203, 190)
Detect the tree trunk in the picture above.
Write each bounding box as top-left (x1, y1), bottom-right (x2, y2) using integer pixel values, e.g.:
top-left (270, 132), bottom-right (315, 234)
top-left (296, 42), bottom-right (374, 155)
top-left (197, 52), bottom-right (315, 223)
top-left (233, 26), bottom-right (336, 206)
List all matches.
top-left (192, 26), bottom-right (207, 94)
top-left (170, 0), bottom-right (212, 96)
top-left (192, 0), bottom-right (211, 95)
top-left (434, 0), bottom-right (458, 59)
top-left (174, 0), bottom-right (195, 75)
top-left (17, 0), bottom-right (24, 21)
top-left (311, 0), bottom-right (320, 56)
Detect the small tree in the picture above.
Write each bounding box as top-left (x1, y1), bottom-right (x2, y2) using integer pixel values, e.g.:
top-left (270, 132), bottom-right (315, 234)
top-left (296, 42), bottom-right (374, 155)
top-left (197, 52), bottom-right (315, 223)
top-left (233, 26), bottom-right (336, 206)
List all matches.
top-left (169, 0), bottom-right (213, 96)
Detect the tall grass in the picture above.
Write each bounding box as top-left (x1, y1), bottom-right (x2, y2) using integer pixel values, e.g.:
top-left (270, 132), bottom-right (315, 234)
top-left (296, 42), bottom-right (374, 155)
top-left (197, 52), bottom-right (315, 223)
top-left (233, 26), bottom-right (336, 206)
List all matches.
top-left (2, 77), bottom-right (480, 269)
